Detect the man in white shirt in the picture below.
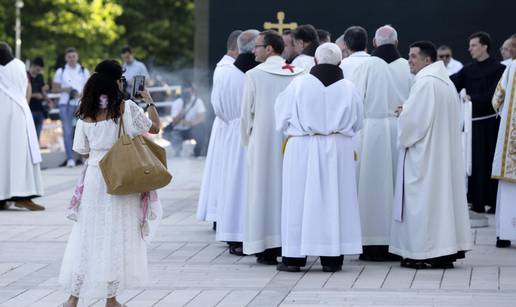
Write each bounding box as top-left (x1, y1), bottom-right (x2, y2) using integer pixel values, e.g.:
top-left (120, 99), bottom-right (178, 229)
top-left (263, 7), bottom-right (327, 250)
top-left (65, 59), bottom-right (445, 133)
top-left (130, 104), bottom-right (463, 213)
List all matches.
top-left (168, 81), bottom-right (207, 157)
top-left (437, 45), bottom-right (463, 75)
top-left (52, 47), bottom-right (90, 168)
top-left (121, 46), bottom-right (150, 97)
top-left (339, 26), bottom-right (371, 79)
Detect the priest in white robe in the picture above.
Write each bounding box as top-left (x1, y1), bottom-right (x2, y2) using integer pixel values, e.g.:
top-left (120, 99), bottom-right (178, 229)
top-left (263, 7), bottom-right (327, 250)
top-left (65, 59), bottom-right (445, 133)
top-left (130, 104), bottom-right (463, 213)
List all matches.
top-left (390, 41), bottom-right (472, 269)
top-left (197, 30), bottom-right (241, 226)
top-left (350, 50), bottom-right (399, 262)
top-left (0, 42), bottom-right (44, 211)
top-left (339, 26), bottom-right (371, 79)
top-left (275, 43), bottom-right (363, 273)
top-left (291, 25), bottom-right (319, 72)
top-left (214, 30), bottom-right (260, 255)
top-left (241, 30), bottom-right (304, 265)
top-left (372, 25), bottom-right (413, 183)
top-left (491, 57), bottom-right (516, 248)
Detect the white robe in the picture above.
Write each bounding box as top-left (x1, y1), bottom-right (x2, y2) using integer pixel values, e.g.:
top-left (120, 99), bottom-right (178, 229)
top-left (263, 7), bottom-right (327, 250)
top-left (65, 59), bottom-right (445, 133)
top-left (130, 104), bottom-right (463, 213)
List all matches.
top-left (241, 55), bottom-right (304, 255)
top-left (390, 61), bottom-right (473, 259)
top-left (197, 55), bottom-right (233, 221)
top-left (446, 58), bottom-right (463, 76)
top-left (291, 54), bottom-right (315, 72)
top-left (386, 58), bottom-right (413, 181)
top-left (213, 63), bottom-right (247, 242)
top-left (492, 59), bottom-right (516, 240)
top-left (350, 57), bottom-right (398, 246)
top-left (340, 51), bottom-right (371, 79)
top-left (275, 74), bottom-right (363, 257)
top-left (0, 59), bottom-right (43, 200)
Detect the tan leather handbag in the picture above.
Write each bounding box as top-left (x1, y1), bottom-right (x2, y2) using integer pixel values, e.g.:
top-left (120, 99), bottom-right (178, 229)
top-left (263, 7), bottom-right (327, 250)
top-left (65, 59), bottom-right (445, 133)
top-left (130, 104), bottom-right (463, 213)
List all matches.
top-left (99, 115), bottom-right (172, 195)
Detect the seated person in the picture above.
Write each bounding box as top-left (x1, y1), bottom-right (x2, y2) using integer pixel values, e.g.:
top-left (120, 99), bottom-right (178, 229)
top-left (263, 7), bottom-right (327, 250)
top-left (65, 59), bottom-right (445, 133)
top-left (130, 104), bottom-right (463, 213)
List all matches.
top-left (165, 82), bottom-right (206, 157)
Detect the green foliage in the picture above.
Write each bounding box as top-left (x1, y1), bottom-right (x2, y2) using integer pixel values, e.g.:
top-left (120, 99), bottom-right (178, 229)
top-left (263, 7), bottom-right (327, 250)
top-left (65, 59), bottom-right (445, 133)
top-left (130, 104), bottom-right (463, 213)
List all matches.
top-left (0, 0), bottom-right (194, 73)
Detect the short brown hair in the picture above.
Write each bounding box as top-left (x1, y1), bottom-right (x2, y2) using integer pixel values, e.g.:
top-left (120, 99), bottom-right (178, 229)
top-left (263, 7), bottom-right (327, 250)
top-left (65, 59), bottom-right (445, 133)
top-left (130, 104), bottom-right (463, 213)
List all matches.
top-left (260, 30), bottom-right (284, 55)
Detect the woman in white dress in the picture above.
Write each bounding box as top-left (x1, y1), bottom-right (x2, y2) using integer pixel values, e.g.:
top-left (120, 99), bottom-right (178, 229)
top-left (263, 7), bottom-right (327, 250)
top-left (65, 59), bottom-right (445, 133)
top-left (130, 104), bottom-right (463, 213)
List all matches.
top-left (59, 60), bottom-right (160, 307)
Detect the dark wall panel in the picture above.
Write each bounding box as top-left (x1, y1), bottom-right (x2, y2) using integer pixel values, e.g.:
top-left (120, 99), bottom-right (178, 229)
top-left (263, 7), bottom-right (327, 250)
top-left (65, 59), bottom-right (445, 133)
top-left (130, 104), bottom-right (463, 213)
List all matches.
top-left (208, 0), bottom-right (514, 70)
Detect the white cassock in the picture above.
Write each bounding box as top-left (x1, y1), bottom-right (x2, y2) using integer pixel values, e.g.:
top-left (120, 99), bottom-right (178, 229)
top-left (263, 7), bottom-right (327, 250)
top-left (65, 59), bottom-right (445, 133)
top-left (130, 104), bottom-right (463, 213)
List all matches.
top-left (291, 54), bottom-right (315, 72)
top-left (275, 74), bottom-right (363, 257)
top-left (340, 51), bottom-right (371, 166)
top-left (446, 58), bottom-right (463, 76)
top-left (0, 59), bottom-right (43, 200)
top-left (390, 61), bottom-right (472, 259)
top-left (340, 51), bottom-right (371, 79)
top-left (492, 59), bottom-right (516, 240)
top-left (241, 55), bottom-right (304, 255)
top-left (197, 55), bottom-right (233, 221)
top-left (213, 62), bottom-right (247, 242)
top-left (386, 58), bottom-right (413, 181)
top-left (350, 57), bottom-right (398, 246)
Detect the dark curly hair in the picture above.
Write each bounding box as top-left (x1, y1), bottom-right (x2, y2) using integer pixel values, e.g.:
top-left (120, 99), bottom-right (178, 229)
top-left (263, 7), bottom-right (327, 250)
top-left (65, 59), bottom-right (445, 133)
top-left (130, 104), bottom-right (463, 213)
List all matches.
top-left (76, 59), bottom-right (125, 122)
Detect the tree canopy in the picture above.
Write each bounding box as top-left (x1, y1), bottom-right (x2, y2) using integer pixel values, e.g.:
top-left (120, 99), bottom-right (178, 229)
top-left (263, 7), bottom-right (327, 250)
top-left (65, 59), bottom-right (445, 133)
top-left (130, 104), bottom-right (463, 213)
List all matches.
top-left (0, 0), bottom-right (194, 72)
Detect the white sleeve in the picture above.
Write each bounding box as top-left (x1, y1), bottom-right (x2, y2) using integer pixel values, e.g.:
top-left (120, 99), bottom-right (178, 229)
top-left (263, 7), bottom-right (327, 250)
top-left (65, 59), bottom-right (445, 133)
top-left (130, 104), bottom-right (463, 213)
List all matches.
top-left (53, 68), bottom-right (63, 84)
top-left (126, 100), bottom-right (152, 136)
top-left (398, 80), bottom-right (436, 149)
top-left (195, 98), bottom-right (206, 114)
top-left (274, 82), bottom-right (295, 133)
top-left (141, 63), bottom-right (150, 78)
top-left (240, 73), bottom-right (256, 146)
top-left (170, 99), bottom-right (181, 118)
top-left (72, 120), bottom-right (90, 155)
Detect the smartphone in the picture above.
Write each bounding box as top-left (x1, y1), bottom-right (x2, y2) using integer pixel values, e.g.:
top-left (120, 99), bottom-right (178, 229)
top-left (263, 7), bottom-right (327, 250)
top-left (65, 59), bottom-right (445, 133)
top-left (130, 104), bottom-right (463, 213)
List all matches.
top-left (131, 75), bottom-right (146, 100)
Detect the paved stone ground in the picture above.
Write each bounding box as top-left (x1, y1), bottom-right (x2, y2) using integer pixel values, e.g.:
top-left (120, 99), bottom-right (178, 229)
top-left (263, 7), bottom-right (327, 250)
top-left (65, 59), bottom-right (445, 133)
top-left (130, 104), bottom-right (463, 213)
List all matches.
top-left (1, 158), bottom-right (516, 307)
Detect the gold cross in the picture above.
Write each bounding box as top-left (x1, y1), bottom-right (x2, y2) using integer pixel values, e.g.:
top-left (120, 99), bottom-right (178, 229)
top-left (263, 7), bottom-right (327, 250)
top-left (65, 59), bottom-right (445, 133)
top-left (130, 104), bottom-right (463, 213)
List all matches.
top-left (263, 11), bottom-right (297, 33)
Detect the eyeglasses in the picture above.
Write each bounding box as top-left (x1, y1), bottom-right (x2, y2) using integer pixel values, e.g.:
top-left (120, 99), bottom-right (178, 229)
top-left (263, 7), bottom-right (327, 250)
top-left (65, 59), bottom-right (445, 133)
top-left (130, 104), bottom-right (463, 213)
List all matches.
top-left (119, 77), bottom-right (126, 82)
top-left (254, 44), bottom-right (266, 49)
top-left (438, 54), bottom-right (451, 59)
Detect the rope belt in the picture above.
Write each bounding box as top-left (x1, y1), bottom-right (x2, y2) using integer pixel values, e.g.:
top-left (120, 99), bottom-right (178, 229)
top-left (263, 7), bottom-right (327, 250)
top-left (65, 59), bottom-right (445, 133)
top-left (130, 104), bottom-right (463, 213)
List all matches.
top-left (472, 114), bottom-right (498, 122)
top-left (281, 132), bottom-right (358, 160)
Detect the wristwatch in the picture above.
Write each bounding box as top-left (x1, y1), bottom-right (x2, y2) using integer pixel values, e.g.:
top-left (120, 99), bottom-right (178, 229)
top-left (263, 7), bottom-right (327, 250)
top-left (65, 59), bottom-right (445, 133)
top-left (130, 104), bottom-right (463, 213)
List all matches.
top-left (144, 103), bottom-right (156, 111)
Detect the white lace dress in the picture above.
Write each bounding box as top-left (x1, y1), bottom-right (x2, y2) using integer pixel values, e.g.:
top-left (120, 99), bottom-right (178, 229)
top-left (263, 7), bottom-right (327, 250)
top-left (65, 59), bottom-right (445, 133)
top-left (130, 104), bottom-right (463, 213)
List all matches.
top-left (59, 100), bottom-right (153, 299)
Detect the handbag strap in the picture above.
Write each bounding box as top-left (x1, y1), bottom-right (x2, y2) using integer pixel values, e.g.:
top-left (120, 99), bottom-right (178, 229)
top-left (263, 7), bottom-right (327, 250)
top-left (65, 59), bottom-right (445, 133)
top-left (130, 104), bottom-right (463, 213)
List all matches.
top-left (117, 101), bottom-right (127, 138)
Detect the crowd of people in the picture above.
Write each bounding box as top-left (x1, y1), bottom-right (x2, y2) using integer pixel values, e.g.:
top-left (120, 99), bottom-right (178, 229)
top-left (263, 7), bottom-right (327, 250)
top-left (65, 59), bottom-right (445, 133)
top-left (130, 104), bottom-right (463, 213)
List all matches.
top-left (198, 25), bottom-right (516, 273)
top-left (1, 21), bottom-right (516, 307)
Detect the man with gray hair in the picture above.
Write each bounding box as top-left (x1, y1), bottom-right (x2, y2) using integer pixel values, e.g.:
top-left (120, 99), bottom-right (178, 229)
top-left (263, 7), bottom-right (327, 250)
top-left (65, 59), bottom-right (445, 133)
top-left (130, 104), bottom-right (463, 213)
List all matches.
top-left (372, 24), bottom-right (413, 176)
top-left (198, 29), bottom-right (242, 228)
top-left (213, 30), bottom-right (260, 255)
top-left (335, 34), bottom-right (348, 58)
top-left (275, 43), bottom-right (363, 272)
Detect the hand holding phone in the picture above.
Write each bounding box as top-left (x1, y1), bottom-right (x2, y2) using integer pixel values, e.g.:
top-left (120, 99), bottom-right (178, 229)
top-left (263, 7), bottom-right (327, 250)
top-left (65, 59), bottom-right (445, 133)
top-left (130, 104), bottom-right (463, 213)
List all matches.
top-left (131, 75), bottom-right (146, 100)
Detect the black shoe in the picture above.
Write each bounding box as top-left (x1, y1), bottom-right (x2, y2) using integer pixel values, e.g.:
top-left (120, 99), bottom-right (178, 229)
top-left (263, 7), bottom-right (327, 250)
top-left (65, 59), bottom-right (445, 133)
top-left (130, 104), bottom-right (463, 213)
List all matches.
top-left (496, 237), bottom-right (511, 248)
top-left (59, 160), bottom-right (67, 167)
top-left (322, 265), bottom-right (342, 273)
top-left (385, 253), bottom-right (403, 261)
top-left (276, 263), bottom-right (300, 272)
top-left (257, 256), bottom-right (278, 265)
top-left (75, 159), bottom-right (83, 166)
top-left (427, 260), bottom-right (454, 269)
top-left (229, 244), bottom-right (244, 256)
top-left (401, 259), bottom-right (428, 269)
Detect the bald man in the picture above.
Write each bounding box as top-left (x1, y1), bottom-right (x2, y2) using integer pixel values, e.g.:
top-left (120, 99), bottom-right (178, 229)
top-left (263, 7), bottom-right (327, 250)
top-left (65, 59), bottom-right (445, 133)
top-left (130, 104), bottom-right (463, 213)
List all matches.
top-left (275, 43), bottom-right (363, 272)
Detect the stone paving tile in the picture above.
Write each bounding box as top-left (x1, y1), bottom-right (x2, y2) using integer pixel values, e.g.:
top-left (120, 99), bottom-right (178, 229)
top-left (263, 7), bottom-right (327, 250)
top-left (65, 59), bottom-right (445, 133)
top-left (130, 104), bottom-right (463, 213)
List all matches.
top-left (1, 159), bottom-right (516, 306)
